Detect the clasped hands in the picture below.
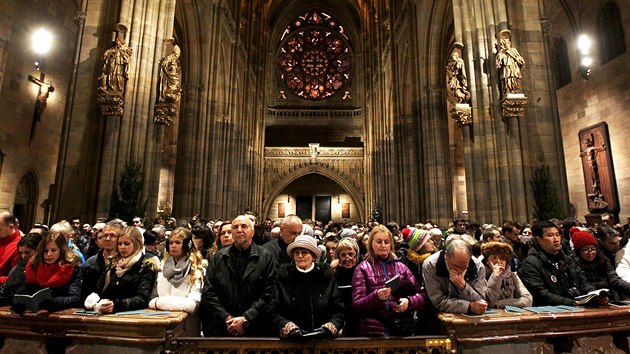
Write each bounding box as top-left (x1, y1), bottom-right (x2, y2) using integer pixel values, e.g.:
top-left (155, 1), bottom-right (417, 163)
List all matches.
top-left (287, 326), bottom-right (332, 341)
top-left (225, 315), bottom-right (247, 336)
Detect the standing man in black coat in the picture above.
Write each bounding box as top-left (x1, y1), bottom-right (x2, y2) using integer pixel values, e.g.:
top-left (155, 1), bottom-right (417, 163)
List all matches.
top-left (263, 214), bottom-right (302, 266)
top-left (201, 215), bottom-right (277, 336)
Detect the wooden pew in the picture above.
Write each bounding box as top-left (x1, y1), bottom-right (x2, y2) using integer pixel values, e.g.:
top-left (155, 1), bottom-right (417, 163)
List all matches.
top-left (438, 305), bottom-right (630, 353)
top-left (0, 306), bottom-right (187, 353)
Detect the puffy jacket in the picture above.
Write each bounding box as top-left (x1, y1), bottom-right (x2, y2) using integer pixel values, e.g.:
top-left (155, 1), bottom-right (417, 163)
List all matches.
top-left (201, 243), bottom-right (277, 337)
top-left (271, 263), bottom-right (344, 336)
top-left (352, 257), bottom-right (427, 336)
top-left (96, 253), bottom-right (158, 312)
top-left (520, 240), bottom-right (595, 306)
top-left (421, 251), bottom-right (486, 313)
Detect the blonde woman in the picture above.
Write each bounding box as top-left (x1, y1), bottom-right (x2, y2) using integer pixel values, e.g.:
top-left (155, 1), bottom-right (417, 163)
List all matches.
top-left (150, 227), bottom-right (204, 335)
top-left (84, 226), bottom-right (158, 313)
top-left (351, 225), bottom-right (428, 336)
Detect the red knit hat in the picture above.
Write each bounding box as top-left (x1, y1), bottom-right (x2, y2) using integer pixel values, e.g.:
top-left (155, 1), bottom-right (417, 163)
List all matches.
top-left (572, 231), bottom-right (597, 251)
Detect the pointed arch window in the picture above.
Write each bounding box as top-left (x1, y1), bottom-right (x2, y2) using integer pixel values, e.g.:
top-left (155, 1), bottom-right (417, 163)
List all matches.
top-left (553, 35), bottom-right (571, 89)
top-left (277, 10), bottom-right (353, 100)
top-left (598, 1), bottom-right (626, 64)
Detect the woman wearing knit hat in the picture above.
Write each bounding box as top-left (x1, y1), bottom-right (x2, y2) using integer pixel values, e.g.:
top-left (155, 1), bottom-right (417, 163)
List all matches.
top-left (481, 242), bottom-right (532, 308)
top-left (271, 235), bottom-right (344, 341)
top-left (400, 227), bottom-right (436, 285)
top-left (573, 230), bottom-right (630, 301)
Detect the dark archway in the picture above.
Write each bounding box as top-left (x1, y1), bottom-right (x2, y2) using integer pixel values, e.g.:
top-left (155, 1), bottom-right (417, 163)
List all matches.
top-left (13, 170), bottom-right (38, 230)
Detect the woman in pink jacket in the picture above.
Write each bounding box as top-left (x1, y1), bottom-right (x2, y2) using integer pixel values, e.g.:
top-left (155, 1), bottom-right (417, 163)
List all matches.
top-left (351, 225), bottom-right (428, 336)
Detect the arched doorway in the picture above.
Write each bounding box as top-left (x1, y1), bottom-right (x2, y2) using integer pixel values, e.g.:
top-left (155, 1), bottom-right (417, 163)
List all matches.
top-left (269, 173), bottom-right (357, 223)
top-left (13, 171), bottom-right (38, 230)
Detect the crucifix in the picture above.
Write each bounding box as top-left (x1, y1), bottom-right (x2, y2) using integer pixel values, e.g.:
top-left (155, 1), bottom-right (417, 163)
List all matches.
top-left (28, 72), bottom-right (55, 143)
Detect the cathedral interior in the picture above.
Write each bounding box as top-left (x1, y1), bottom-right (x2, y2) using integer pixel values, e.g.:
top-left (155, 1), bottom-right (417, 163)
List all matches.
top-left (0, 0), bottom-right (628, 228)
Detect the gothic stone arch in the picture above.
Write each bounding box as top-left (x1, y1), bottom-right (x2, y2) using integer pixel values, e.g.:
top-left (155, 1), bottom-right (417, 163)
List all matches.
top-left (263, 147), bottom-right (365, 221)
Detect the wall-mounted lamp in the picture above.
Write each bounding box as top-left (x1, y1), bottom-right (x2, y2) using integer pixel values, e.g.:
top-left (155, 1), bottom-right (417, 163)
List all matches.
top-left (577, 34), bottom-right (592, 80)
top-left (287, 195), bottom-right (290, 203)
top-left (28, 28), bottom-right (55, 143)
top-left (337, 195), bottom-right (340, 203)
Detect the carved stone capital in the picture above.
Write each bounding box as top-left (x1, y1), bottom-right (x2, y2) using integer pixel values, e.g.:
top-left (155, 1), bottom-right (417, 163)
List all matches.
top-left (153, 102), bottom-right (178, 125)
top-left (450, 104), bottom-right (472, 127)
top-left (501, 94), bottom-right (527, 120)
top-left (97, 93), bottom-right (124, 116)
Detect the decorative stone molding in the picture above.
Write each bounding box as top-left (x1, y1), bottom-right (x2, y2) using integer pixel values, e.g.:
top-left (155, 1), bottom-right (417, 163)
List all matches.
top-left (97, 93), bottom-right (124, 116)
top-left (450, 104), bottom-right (472, 126)
top-left (267, 108), bottom-right (362, 119)
top-left (501, 93), bottom-right (527, 120)
top-left (153, 102), bottom-right (177, 126)
top-left (263, 147), bottom-right (364, 201)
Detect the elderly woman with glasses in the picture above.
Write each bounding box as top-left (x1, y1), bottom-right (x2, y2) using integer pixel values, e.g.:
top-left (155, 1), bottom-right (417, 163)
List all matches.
top-left (271, 235), bottom-right (344, 341)
top-left (573, 229), bottom-right (630, 302)
top-left (332, 237), bottom-right (361, 336)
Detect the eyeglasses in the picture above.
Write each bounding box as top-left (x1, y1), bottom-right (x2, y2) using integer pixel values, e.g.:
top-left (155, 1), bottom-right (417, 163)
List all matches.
top-left (293, 250), bottom-right (312, 257)
top-left (580, 247), bottom-right (597, 253)
top-left (339, 252), bottom-right (356, 259)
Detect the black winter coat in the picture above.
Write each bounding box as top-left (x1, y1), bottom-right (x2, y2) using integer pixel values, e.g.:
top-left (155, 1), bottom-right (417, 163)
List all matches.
top-left (0, 258), bottom-right (27, 303)
top-left (81, 249), bottom-right (109, 302)
top-left (335, 266), bottom-right (359, 336)
top-left (271, 263), bottom-right (344, 335)
top-left (201, 243), bottom-right (277, 336)
top-left (96, 253), bottom-right (158, 312)
top-left (575, 252), bottom-right (630, 301)
top-left (520, 242), bottom-right (595, 306)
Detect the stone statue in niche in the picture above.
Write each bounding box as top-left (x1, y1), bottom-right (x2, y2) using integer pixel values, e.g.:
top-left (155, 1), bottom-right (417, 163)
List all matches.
top-left (98, 36), bottom-right (133, 94)
top-left (158, 39), bottom-right (182, 103)
top-left (446, 51), bottom-right (470, 103)
top-left (496, 30), bottom-right (525, 95)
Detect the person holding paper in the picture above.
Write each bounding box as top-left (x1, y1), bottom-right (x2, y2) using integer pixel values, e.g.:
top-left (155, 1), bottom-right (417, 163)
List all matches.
top-left (352, 225), bottom-right (428, 336)
top-left (520, 220), bottom-right (604, 306)
top-left (572, 230), bottom-right (630, 302)
top-left (271, 235), bottom-right (344, 341)
top-left (84, 226), bottom-right (159, 314)
top-left (15, 231), bottom-right (82, 314)
top-left (481, 242), bottom-right (532, 308)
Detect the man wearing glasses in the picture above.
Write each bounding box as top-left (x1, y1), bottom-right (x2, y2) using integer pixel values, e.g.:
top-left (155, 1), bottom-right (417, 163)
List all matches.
top-left (520, 220), bottom-right (603, 306)
top-left (81, 221), bottom-right (122, 301)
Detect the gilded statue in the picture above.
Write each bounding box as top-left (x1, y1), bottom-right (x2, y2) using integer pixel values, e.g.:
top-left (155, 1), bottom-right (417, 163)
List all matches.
top-left (496, 31), bottom-right (525, 95)
top-left (446, 52), bottom-right (470, 103)
top-left (98, 36), bottom-right (133, 94)
top-left (158, 40), bottom-right (182, 103)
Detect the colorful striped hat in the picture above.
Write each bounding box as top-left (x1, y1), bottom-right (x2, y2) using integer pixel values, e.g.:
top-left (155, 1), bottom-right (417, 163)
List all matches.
top-left (402, 227), bottom-right (431, 252)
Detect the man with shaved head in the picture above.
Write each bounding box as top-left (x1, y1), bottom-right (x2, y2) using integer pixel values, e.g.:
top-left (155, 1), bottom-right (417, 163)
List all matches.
top-left (0, 211), bottom-right (21, 285)
top-left (202, 215), bottom-right (277, 337)
top-left (263, 214), bottom-right (303, 266)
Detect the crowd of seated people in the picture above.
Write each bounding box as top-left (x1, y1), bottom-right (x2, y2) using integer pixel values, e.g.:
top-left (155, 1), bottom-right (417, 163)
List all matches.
top-left (1, 209), bottom-right (630, 339)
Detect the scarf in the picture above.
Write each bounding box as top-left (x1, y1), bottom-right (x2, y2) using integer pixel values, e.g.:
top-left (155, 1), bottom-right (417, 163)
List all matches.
top-left (104, 250), bottom-right (143, 291)
top-left (162, 256), bottom-right (191, 288)
top-left (25, 260), bottom-right (75, 288)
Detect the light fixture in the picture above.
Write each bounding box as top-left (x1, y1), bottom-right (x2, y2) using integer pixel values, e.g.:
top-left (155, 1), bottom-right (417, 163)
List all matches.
top-left (287, 195), bottom-right (290, 203)
top-left (28, 28), bottom-right (55, 143)
top-left (577, 34), bottom-right (592, 80)
top-left (31, 28), bottom-right (53, 70)
top-left (337, 195), bottom-right (340, 203)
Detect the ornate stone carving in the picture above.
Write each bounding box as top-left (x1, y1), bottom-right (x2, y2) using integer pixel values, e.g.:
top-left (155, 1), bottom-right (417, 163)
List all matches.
top-left (97, 93), bottom-right (124, 116)
top-left (496, 29), bottom-right (525, 96)
top-left (501, 94), bottom-right (527, 119)
top-left (267, 108), bottom-right (362, 119)
top-left (450, 104), bottom-right (472, 126)
top-left (97, 27), bottom-right (132, 117)
top-left (154, 39), bottom-right (182, 126)
top-left (263, 147), bottom-right (364, 204)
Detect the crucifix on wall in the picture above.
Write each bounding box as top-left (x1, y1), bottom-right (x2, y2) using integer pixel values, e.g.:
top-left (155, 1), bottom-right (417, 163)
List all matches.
top-left (28, 72), bottom-right (55, 143)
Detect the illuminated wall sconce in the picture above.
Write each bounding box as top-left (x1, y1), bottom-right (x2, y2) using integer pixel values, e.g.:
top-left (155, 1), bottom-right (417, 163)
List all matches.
top-left (577, 34), bottom-right (592, 80)
top-left (337, 195), bottom-right (340, 203)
